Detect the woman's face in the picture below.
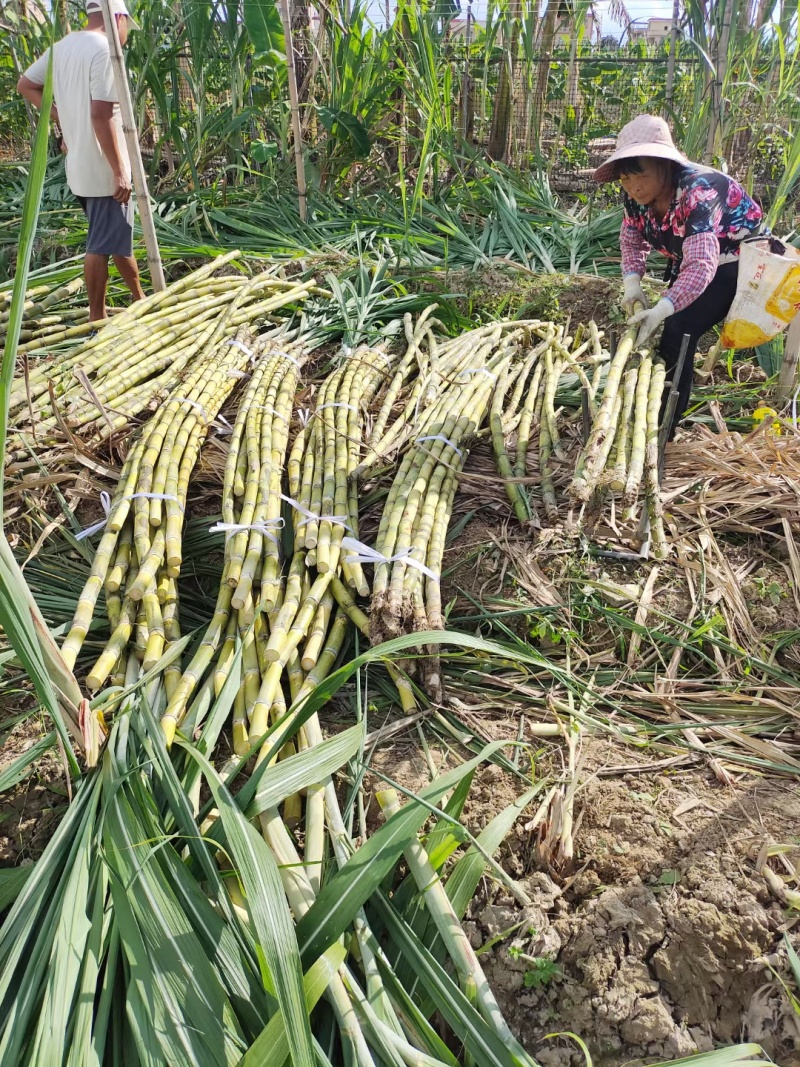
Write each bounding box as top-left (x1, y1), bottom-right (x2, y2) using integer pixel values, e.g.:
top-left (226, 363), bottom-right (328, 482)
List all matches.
top-left (618, 159), bottom-right (669, 206)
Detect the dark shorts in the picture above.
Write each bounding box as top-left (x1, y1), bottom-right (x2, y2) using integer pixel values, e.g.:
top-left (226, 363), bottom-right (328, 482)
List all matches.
top-left (76, 195), bottom-right (134, 257)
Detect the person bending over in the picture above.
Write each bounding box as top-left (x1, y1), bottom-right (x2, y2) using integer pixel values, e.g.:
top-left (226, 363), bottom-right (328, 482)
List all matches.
top-left (595, 114), bottom-right (763, 437)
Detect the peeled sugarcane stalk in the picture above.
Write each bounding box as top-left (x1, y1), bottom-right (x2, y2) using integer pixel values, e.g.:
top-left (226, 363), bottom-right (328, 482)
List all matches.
top-left (623, 353), bottom-right (653, 508)
top-left (644, 361), bottom-right (668, 558)
top-left (608, 363), bottom-right (638, 491)
top-left (571, 320), bottom-right (641, 502)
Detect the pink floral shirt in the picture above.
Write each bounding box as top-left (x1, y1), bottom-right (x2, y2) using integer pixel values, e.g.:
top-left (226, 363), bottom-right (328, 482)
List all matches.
top-left (620, 164), bottom-right (763, 312)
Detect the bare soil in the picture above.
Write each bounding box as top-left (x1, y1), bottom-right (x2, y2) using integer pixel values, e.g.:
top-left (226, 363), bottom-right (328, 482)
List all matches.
top-left (365, 731), bottom-right (800, 1067)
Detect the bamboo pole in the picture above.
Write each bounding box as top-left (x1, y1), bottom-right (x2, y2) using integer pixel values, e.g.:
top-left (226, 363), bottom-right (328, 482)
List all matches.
top-left (664, 0), bottom-right (680, 115)
top-left (704, 1), bottom-right (733, 165)
top-left (777, 313), bottom-right (800, 405)
top-left (278, 0), bottom-right (308, 222)
top-left (461, 0), bottom-right (473, 140)
top-left (98, 0), bottom-right (166, 291)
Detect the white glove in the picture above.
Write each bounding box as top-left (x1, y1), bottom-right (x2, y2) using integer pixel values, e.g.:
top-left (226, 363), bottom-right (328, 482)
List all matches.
top-left (628, 297), bottom-right (673, 348)
top-left (621, 274), bottom-right (648, 315)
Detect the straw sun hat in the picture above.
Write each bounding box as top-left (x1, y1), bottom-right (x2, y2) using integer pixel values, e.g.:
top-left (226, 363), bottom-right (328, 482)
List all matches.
top-left (593, 115), bottom-right (686, 183)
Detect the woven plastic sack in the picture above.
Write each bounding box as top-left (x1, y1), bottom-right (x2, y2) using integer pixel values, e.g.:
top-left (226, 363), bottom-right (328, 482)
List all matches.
top-left (721, 237), bottom-right (800, 349)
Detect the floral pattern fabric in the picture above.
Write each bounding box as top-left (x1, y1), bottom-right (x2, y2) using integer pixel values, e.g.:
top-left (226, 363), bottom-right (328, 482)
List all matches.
top-left (622, 164), bottom-right (763, 283)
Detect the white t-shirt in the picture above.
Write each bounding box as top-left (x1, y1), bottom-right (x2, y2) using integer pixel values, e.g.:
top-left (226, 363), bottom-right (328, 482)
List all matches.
top-left (24, 31), bottom-right (131, 199)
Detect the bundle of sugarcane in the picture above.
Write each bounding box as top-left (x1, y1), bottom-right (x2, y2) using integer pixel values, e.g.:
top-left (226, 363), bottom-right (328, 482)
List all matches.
top-left (568, 324), bottom-right (669, 555)
top-left (59, 326), bottom-right (299, 694)
top-left (353, 315), bottom-right (546, 479)
top-left (0, 275), bottom-right (89, 348)
top-left (489, 320), bottom-right (609, 525)
top-left (6, 253), bottom-right (324, 454)
top-left (362, 322), bottom-right (544, 699)
top-left (157, 337), bottom-right (411, 756)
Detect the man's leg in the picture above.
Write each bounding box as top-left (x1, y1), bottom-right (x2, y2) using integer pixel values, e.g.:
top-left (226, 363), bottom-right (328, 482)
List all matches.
top-left (658, 262), bottom-right (739, 438)
top-left (112, 255), bottom-right (145, 303)
top-left (85, 253), bottom-right (110, 321)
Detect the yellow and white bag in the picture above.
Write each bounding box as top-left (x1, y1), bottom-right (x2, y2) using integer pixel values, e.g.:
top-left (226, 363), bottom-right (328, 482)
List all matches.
top-left (721, 237), bottom-right (800, 349)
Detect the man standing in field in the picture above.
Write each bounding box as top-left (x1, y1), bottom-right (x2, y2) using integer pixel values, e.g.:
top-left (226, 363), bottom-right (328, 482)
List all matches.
top-left (17, 0), bottom-right (145, 321)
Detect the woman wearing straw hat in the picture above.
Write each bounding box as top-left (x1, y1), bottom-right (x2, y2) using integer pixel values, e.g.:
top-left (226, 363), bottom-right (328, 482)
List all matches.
top-left (595, 115), bottom-right (764, 437)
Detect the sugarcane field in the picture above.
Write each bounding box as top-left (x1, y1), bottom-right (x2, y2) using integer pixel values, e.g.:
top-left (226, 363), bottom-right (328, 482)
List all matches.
top-left (4, 0), bottom-right (800, 1065)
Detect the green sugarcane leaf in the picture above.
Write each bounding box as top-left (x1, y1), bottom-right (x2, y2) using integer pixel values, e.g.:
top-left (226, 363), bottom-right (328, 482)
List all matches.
top-left (179, 744), bottom-right (315, 1067)
top-left (296, 740), bottom-right (508, 966)
top-left (243, 0), bottom-right (284, 57)
top-left (648, 1044), bottom-right (771, 1066)
top-left (65, 864), bottom-right (110, 1067)
top-left (0, 866), bottom-right (32, 911)
top-left (103, 757), bottom-right (246, 1066)
top-left (373, 893), bottom-right (535, 1067)
top-left (239, 943), bottom-right (346, 1067)
top-left (0, 731), bottom-right (56, 791)
top-left (446, 785), bottom-right (543, 919)
top-left (25, 807), bottom-right (95, 1066)
top-left (0, 771), bottom-right (102, 1060)
top-left (244, 723), bottom-right (362, 816)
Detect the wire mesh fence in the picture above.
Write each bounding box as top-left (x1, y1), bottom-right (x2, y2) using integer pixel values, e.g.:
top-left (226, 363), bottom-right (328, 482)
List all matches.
top-left (456, 54), bottom-right (704, 190)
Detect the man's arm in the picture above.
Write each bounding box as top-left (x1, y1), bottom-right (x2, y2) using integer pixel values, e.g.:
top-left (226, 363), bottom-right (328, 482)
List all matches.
top-left (90, 100), bottom-right (131, 204)
top-left (17, 74), bottom-right (60, 124)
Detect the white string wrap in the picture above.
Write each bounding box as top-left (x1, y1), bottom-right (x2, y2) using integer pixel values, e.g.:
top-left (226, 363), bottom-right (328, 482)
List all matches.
top-left (317, 402), bottom-right (358, 415)
top-left (227, 368), bottom-right (251, 380)
top-left (254, 404), bottom-right (288, 423)
top-left (342, 536), bottom-right (439, 581)
top-left (213, 414), bottom-right (234, 436)
top-left (208, 517), bottom-right (284, 543)
top-left (462, 367), bottom-right (498, 382)
top-left (278, 350), bottom-right (300, 367)
top-left (296, 408), bottom-right (313, 427)
top-left (280, 493), bottom-right (352, 531)
top-left (75, 490), bottom-right (111, 541)
top-left (415, 434), bottom-right (463, 457)
top-left (227, 339), bottom-right (254, 358)
top-left (127, 492), bottom-right (184, 510)
top-left (74, 491), bottom-right (183, 540)
top-left (173, 396), bottom-right (209, 424)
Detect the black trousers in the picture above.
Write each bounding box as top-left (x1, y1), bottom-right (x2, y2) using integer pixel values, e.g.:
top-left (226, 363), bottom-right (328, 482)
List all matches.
top-left (659, 261), bottom-right (739, 438)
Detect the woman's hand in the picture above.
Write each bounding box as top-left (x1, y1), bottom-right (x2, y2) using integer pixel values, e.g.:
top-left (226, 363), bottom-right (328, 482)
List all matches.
top-left (621, 274), bottom-right (647, 315)
top-left (628, 297), bottom-right (673, 347)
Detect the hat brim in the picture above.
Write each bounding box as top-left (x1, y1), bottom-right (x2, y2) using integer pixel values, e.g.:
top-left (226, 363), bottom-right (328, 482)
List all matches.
top-left (87, 4), bottom-right (140, 29)
top-left (593, 141), bottom-right (686, 184)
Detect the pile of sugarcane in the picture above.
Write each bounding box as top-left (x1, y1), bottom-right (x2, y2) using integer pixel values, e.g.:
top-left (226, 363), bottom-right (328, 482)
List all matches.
top-left (60, 326), bottom-right (303, 692)
top-left (5, 252), bottom-right (324, 454)
top-left (0, 274), bottom-right (97, 350)
top-left (569, 323), bottom-right (668, 557)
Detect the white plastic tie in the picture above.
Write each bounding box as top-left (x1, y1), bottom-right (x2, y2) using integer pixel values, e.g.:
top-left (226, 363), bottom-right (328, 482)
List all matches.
top-left (317, 402), bottom-right (359, 415)
top-left (213, 414), bottom-right (235, 435)
top-left (254, 404), bottom-right (288, 423)
top-left (280, 493), bottom-right (352, 531)
top-left (77, 490), bottom-right (183, 539)
top-left (278, 350), bottom-right (300, 368)
top-left (296, 407), bottom-right (313, 427)
top-left (342, 536), bottom-right (439, 581)
top-left (227, 339), bottom-right (254, 358)
top-left (127, 492), bottom-right (184, 511)
top-left (227, 368), bottom-right (251, 380)
top-left (209, 517), bottom-right (284, 544)
top-left (75, 490), bottom-right (112, 541)
top-left (462, 367), bottom-right (498, 382)
top-left (173, 396), bottom-right (209, 424)
top-left (415, 434), bottom-right (463, 457)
